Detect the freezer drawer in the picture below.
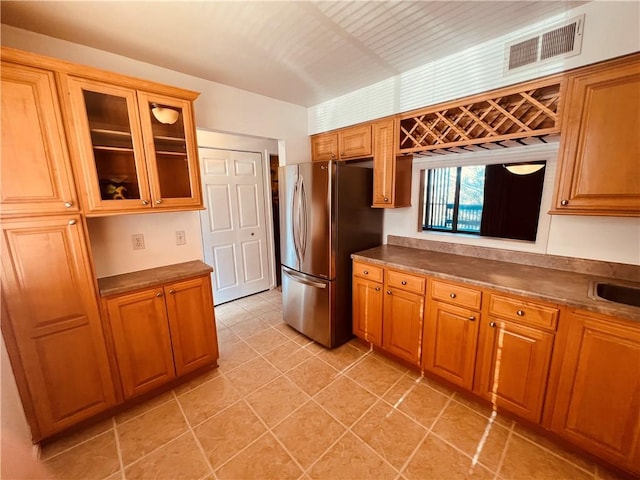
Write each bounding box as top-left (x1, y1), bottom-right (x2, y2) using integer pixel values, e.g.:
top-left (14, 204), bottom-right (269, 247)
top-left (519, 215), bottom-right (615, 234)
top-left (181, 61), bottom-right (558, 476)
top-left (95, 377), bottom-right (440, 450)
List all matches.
top-left (281, 266), bottom-right (333, 347)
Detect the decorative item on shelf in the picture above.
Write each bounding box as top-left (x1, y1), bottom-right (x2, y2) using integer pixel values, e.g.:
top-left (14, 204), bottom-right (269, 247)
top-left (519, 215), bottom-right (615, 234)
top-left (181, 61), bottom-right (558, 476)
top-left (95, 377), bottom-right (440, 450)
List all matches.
top-left (504, 162), bottom-right (546, 175)
top-left (100, 176), bottom-right (129, 200)
top-left (150, 103), bottom-right (180, 125)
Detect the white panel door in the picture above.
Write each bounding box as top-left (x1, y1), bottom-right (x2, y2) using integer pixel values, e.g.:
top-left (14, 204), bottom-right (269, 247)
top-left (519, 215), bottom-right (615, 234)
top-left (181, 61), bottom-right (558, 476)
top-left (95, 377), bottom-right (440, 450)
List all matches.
top-left (199, 148), bottom-right (270, 304)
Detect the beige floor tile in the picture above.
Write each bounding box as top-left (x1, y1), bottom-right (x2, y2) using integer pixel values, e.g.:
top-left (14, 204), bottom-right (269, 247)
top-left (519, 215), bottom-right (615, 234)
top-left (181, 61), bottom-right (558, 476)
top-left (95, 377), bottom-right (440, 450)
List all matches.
top-left (273, 323), bottom-right (313, 346)
top-left (352, 399), bottom-right (427, 470)
top-left (44, 430), bottom-right (120, 480)
top-left (348, 338), bottom-right (372, 353)
top-left (512, 422), bottom-right (597, 474)
top-left (257, 308), bottom-right (284, 325)
top-left (308, 431), bottom-right (397, 480)
top-left (500, 434), bottom-right (593, 480)
top-left (286, 357), bottom-right (338, 395)
top-left (217, 308), bottom-right (254, 327)
top-left (314, 376), bottom-right (377, 427)
top-left (172, 366), bottom-right (222, 396)
top-left (272, 400), bottom-right (346, 469)
top-left (244, 375), bottom-right (310, 427)
top-left (233, 295), bottom-right (275, 315)
top-left (215, 433), bottom-right (302, 480)
top-left (194, 401), bottom-right (267, 469)
top-left (346, 355), bottom-right (406, 397)
top-left (383, 378), bottom-right (450, 429)
top-left (403, 434), bottom-right (493, 479)
top-left (303, 341), bottom-right (326, 354)
top-left (217, 340), bottom-right (259, 372)
top-left (370, 351), bottom-right (409, 373)
top-left (40, 417), bottom-right (114, 460)
top-left (316, 342), bottom-right (367, 371)
top-left (431, 401), bottom-right (509, 471)
top-left (224, 356), bottom-right (281, 394)
top-left (117, 399), bottom-right (189, 466)
top-left (176, 375), bottom-right (243, 426)
top-left (229, 317), bottom-right (272, 338)
top-left (263, 339), bottom-right (314, 371)
top-left (244, 327), bottom-right (289, 354)
top-left (114, 390), bottom-right (175, 425)
top-left (452, 391), bottom-right (513, 428)
top-left (216, 325), bottom-right (241, 345)
top-left (214, 302), bottom-right (246, 320)
top-left (124, 432), bottom-right (211, 480)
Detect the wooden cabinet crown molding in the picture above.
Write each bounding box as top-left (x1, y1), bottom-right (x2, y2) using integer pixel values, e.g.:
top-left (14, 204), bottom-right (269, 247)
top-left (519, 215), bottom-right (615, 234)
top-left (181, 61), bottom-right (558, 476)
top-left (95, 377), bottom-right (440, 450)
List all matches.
top-left (1, 47), bottom-right (199, 100)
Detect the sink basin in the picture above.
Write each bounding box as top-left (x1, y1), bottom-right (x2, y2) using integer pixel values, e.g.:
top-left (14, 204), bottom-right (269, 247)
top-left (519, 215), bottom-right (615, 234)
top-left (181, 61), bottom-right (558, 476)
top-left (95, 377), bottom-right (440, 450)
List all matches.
top-left (593, 282), bottom-right (640, 308)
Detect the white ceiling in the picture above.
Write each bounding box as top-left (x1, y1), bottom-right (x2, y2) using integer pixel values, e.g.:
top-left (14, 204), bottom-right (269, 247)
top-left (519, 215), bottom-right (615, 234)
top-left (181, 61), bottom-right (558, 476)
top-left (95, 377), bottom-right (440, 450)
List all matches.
top-left (1, 1), bottom-right (588, 107)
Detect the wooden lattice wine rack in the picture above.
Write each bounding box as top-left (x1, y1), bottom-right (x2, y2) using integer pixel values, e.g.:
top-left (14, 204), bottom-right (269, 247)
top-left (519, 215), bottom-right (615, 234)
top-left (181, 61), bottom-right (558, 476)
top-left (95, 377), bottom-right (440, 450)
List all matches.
top-left (398, 77), bottom-right (564, 155)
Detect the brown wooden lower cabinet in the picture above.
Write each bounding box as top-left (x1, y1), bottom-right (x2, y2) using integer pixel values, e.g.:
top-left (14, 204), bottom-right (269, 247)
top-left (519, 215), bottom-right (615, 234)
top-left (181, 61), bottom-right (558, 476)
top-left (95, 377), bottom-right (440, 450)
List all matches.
top-left (475, 317), bottom-right (554, 423)
top-left (103, 275), bottom-right (219, 400)
top-left (0, 215), bottom-right (117, 441)
top-left (352, 275), bottom-right (383, 346)
top-left (423, 300), bottom-right (479, 389)
top-left (382, 286), bottom-right (424, 365)
top-left (548, 308), bottom-right (640, 475)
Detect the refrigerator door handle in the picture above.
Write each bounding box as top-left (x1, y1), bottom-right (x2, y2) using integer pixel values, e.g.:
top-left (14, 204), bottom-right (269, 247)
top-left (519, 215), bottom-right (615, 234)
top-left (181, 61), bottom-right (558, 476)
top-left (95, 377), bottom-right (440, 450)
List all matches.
top-left (291, 176), bottom-right (300, 265)
top-left (299, 176), bottom-right (308, 260)
top-left (282, 267), bottom-right (327, 289)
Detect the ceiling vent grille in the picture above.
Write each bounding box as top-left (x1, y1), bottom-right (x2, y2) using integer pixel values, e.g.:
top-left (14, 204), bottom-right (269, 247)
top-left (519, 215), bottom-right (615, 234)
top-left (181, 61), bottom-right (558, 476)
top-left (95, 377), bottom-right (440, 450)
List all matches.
top-left (505, 14), bottom-right (584, 74)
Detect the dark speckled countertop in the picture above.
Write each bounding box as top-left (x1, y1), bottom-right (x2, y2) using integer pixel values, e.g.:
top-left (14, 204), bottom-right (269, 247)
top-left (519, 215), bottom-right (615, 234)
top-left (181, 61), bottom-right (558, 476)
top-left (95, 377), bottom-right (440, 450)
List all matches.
top-left (98, 260), bottom-right (213, 297)
top-left (352, 245), bottom-right (640, 322)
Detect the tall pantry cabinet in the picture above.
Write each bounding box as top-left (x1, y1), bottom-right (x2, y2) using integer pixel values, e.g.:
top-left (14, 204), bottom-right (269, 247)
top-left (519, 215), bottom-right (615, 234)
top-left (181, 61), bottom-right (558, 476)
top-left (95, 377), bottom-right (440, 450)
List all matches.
top-left (1, 51), bottom-right (117, 441)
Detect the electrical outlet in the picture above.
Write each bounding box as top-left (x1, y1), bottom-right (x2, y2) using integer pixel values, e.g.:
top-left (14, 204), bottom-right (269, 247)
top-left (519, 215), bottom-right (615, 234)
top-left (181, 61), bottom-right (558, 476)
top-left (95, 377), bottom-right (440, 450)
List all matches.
top-left (176, 230), bottom-right (186, 246)
top-left (131, 234), bottom-right (145, 250)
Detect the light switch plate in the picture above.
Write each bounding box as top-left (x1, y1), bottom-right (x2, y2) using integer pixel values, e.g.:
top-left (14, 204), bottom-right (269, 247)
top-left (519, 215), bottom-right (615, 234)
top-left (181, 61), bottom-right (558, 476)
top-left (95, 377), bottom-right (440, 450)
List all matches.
top-left (132, 234), bottom-right (145, 250)
top-left (176, 231), bottom-right (186, 245)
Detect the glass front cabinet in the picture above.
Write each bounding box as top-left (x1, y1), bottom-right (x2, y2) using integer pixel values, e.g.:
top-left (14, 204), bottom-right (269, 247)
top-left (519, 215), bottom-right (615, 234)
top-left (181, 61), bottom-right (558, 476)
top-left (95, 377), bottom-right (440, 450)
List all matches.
top-left (62, 76), bottom-right (201, 214)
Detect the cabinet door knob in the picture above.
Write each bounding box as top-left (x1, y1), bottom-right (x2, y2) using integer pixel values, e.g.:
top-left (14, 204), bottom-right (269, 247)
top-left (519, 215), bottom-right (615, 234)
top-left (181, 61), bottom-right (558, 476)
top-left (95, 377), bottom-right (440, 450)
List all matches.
top-left (387, 290), bottom-right (392, 295)
top-left (384, 197), bottom-right (389, 202)
top-left (169, 289), bottom-right (176, 294)
top-left (560, 199), bottom-right (569, 206)
top-left (489, 321), bottom-right (497, 328)
top-left (374, 287), bottom-right (381, 292)
top-left (156, 199), bottom-right (163, 204)
top-left (68, 219), bottom-right (76, 225)
top-left (401, 280), bottom-right (407, 285)
top-left (142, 199), bottom-right (149, 205)
top-left (156, 292), bottom-right (163, 297)
top-left (450, 293), bottom-right (456, 299)
top-left (363, 270), bottom-right (368, 275)
top-left (517, 310), bottom-right (525, 317)
top-left (64, 201), bottom-right (73, 208)
top-left (340, 152), bottom-right (345, 156)
top-left (331, 153), bottom-right (336, 159)
top-left (468, 316), bottom-right (476, 321)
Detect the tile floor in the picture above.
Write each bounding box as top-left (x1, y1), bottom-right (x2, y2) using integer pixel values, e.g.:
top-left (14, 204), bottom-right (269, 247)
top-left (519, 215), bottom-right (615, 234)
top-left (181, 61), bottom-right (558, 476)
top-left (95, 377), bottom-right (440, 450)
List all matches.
top-left (39, 289), bottom-right (622, 480)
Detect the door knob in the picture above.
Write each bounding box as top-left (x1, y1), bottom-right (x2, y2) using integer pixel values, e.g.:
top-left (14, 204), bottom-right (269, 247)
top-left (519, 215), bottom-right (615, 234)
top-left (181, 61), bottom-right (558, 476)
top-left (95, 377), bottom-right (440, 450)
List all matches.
top-left (156, 199), bottom-right (163, 204)
top-left (169, 289), bottom-right (176, 294)
top-left (251, 232), bottom-right (255, 236)
top-left (468, 316), bottom-right (476, 321)
top-left (517, 310), bottom-right (525, 317)
top-left (401, 281), bottom-right (407, 285)
top-left (387, 290), bottom-right (392, 295)
top-left (489, 321), bottom-right (497, 328)
top-left (374, 287), bottom-right (381, 291)
top-left (142, 199), bottom-right (149, 205)
top-left (68, 219), bottom-right (76, 225)
top-left (560, 200), bottom-right (569, 206)
top-left (156, 292), bottom-right (163, 297)
top-left (64, 201), bottom-right (73, 208)
top-left (450, 293), bottom-right (456, 299)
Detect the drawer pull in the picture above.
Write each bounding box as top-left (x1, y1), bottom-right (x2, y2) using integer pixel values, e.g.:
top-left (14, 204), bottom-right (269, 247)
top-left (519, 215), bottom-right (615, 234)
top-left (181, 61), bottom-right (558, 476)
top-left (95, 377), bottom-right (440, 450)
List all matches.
top-left (387, 290), bottom-right (392, 295)
top-left (450, 293), bottom-right (457, 299)
top-left (489, 321), bottom-right (497, 328)
top-left (156, 292), bottom-right (163, 297)
top-left (169, 289), bottom-right (176, 294)
top-left (401, 280), bottom-right (407, 285)
top-left (517, 310), bottom-right (525, 317)
top-left (64, 201), bottom-right (73, 208)
top-left (374, 287), bottom-right (381, 292)
top-left (468, 316), bottom-right (476, 321)
top-left (68, 219), bottom-right (76, 225)
top-left (363, 270), bottom-right (368, 275)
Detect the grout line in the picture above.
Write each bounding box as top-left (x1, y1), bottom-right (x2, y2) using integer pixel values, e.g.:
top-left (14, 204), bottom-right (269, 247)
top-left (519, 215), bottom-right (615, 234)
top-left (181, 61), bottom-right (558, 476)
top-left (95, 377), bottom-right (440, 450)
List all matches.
top-left (172, 390), bottom-right (217, 480)
top-left (39, 421), bottom-right (117, 464)
top-left (111, 416), bottom-right (125, 480)
top-left (493, 427), bottom-right (513, 480)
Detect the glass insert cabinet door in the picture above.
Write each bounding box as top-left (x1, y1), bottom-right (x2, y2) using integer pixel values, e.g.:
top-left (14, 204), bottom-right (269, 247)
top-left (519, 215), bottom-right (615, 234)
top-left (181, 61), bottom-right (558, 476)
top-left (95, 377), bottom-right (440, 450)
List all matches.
top-left (64, 77), bottom-right (152, 212)
top-left (137, 92), bottom-right (201, 208)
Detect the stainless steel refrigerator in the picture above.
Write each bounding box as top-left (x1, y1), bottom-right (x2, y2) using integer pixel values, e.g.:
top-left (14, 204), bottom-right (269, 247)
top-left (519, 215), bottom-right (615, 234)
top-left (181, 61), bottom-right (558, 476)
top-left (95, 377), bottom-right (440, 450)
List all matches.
top-left (279, 160), bottom-right (383, 348)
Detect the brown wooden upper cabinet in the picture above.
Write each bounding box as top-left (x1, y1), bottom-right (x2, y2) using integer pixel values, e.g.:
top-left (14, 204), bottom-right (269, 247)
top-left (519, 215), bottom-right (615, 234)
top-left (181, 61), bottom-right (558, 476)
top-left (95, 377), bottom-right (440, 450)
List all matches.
top-left (311, 124), bottom-right (372, 161)
top-left (372, 119), bottom-right (412, 208)
top-left (60, 75), bottom-right (202, 215)
top-left (552, 53), bottom-right (640, 216)
top-left (0, 60), bottom-right (79, 216)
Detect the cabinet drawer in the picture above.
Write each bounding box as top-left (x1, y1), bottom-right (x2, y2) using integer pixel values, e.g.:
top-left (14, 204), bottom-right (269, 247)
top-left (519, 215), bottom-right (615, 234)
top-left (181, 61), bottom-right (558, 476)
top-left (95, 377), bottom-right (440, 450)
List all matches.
top-left (387, 269), bottom-right (425, 294)
top-left (488, 294), bottom-right (558, 330)
top-left (353, 262), bottom-right (383, 283)
top-left (431, 279), bottom-right (482, 310)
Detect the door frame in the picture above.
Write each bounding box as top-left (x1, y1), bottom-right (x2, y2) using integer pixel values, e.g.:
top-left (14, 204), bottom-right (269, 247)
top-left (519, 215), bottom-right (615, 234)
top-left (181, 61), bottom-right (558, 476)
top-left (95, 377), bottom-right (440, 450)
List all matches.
top-left (196, 130), bottom-right (279, 296)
